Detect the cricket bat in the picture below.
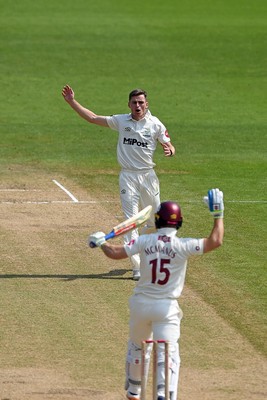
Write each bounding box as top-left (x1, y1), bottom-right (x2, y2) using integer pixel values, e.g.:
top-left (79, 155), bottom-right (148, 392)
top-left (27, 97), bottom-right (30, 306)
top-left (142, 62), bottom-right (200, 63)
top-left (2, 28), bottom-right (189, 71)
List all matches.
top-left (89, 205), bottom-right (152, 248)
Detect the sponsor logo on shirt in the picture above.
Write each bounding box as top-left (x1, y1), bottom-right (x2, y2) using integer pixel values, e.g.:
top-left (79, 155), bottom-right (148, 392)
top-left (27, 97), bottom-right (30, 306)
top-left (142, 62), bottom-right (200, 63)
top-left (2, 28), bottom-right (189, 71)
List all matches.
top-left (123, 137), bottom-right (148, 148)
top-left (124, 127), bottom-right (131, 131)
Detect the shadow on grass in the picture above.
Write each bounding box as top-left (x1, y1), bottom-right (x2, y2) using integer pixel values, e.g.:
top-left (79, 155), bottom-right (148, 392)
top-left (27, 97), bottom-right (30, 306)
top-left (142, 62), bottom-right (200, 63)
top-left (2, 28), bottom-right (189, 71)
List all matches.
top-left (0, 269), bottom-right (132, 281)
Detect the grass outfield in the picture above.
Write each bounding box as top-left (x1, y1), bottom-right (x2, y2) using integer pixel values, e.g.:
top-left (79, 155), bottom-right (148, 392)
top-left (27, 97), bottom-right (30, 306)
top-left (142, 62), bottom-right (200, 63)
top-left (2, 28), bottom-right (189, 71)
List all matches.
top-left (1, 0), bottom-right (266, 398)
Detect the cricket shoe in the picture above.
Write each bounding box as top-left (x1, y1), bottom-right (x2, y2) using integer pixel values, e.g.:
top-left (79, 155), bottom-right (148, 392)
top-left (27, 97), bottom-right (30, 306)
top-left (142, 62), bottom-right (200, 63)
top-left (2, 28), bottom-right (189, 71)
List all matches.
top-left (132, 269), bottom-right (140, 281)
top-left (126, 391), bottom-right (140, 400)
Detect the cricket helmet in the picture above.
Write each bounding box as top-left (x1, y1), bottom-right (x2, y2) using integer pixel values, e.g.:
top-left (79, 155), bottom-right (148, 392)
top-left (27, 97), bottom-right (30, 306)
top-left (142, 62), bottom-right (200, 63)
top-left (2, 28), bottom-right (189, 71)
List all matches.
top-left (155, 201), bottom-right (183, 230)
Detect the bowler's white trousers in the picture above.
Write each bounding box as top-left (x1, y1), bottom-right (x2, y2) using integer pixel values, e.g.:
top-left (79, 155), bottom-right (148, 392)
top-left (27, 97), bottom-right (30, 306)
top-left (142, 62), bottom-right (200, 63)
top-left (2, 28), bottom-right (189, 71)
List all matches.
top-left (119, 169), bottom-right (160, 270)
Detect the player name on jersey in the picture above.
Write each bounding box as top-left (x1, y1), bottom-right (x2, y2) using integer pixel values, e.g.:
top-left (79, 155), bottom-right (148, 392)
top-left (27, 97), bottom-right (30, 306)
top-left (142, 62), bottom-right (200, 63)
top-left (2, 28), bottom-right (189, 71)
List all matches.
top-left (144, 244), bottom-right (176, 259)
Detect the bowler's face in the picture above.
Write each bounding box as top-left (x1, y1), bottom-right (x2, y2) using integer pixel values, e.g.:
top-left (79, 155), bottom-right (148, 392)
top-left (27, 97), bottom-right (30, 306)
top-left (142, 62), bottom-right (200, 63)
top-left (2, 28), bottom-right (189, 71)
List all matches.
top-left (128, 95), bottom-right (148, 121)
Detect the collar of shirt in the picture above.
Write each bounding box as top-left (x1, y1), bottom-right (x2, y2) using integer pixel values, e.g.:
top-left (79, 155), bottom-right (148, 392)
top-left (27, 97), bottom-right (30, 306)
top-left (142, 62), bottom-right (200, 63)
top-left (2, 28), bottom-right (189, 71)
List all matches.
top-left (157, 227), bottom-right (178, 236)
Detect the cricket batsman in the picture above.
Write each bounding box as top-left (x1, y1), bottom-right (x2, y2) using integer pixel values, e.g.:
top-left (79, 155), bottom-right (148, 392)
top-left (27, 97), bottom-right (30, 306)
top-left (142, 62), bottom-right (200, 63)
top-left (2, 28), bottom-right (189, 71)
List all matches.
top-left (89, 188), bottom-right (225, 400)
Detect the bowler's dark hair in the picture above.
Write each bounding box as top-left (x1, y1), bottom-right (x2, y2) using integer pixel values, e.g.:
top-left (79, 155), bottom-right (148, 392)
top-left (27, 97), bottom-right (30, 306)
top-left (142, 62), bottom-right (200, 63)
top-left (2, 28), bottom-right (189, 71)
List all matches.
top-left (129, 89), bottom-right (147, 101)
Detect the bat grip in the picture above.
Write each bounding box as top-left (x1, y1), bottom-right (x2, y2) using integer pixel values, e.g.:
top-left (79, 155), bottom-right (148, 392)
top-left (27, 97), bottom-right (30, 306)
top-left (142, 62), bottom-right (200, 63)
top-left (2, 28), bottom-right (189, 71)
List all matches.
top-left (104, 231), bottom-right (115, 241)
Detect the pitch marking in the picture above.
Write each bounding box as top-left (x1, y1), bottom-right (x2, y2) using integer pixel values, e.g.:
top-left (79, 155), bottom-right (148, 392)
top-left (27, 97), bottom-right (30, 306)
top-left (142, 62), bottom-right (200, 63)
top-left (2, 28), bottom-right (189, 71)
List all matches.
top-left (0, 201), bottom-right (74, 205)
top-left (52, 179), bottom-right (79, 203)
top-left (0, 189), bottom-right (42, 192)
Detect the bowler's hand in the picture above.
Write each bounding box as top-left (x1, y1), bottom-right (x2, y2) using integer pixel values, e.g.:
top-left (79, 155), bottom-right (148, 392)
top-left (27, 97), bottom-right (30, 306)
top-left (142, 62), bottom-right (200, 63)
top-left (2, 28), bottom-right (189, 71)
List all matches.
top-left (162, 143), bottom-right (174, 157)
top-left (62, 85), bottom-right (75, 102)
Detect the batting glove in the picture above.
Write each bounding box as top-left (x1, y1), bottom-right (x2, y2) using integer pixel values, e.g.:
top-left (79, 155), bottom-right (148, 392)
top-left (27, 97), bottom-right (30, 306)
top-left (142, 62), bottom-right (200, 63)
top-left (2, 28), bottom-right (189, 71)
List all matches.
top-left (203, 188), bottom-right (224, 218)
top-left (88, 231), bottom-right (107, 248)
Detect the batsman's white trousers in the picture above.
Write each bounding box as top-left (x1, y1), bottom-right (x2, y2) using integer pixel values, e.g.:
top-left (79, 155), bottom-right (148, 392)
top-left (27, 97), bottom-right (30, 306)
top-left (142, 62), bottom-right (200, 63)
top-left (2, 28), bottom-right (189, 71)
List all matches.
top-left (119, 169), bottom-right (160, 270)
top-left (128, 294), bottom-right (182, 345)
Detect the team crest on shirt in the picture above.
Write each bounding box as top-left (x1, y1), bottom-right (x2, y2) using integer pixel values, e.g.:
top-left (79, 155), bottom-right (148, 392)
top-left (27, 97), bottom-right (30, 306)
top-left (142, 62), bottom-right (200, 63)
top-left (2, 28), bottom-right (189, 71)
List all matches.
top-left (142, 129), bottom-right (151, 138)
top-left (164, 130), bottom-right (170, 138)
top-left (158, 235), bottom-right (171, 243)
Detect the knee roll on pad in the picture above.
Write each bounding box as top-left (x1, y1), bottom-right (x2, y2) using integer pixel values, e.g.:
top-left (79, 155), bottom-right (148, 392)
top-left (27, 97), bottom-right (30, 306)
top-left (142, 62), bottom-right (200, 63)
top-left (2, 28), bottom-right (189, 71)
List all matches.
top-left (126, 341), bottom-right (152, 392)
top-left (126, 342), bottom-right (142, 384)
top-left (125, 341), bottom-right (141, 390)
top-left (125, 342), bottom-right (143, 395)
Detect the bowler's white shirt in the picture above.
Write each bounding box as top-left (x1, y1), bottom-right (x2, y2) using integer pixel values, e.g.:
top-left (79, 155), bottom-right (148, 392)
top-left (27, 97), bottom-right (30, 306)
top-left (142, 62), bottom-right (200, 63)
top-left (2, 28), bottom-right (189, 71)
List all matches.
top-left (106, 111), bottom-right (170, 171)
top-left (124, 228), bottom-right (204, 299)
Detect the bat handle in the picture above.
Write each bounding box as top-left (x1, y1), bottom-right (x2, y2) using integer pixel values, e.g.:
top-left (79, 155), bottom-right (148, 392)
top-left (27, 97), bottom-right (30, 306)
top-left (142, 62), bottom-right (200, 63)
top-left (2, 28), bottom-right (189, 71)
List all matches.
top-left (104, 231), bottom-right (115, 241)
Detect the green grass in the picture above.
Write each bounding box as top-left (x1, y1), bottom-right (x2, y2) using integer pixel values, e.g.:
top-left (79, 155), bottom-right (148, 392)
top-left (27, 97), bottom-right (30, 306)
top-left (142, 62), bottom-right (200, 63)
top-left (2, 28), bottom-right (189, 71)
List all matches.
top-left (0, 0), bottom-right (266, 388)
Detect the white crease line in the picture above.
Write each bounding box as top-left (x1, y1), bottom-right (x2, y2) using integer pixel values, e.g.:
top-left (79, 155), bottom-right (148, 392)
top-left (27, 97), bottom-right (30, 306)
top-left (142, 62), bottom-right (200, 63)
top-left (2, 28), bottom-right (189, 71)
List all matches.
top-left (0, 200), bottom-right (118, 205)
top-left (0, 189), bottom-right (42, 192)
top-left (188, 200), bottom-right (267, 204)
top-left (0, 200), bottom-right (265, 205)
top-left (52, 179), bottom-right (79, 203)
top-left (227, 200), bottom-right (267, 203)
